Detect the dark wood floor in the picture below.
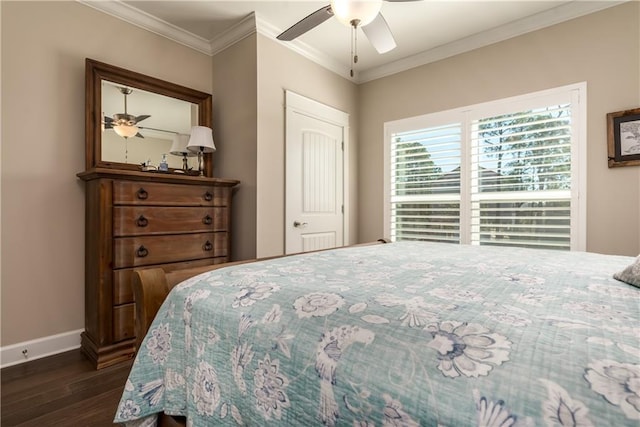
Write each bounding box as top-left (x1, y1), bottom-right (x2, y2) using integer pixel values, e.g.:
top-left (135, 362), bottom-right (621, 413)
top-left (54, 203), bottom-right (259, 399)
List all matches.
top-left (1, 349), bottom-right (133, 426)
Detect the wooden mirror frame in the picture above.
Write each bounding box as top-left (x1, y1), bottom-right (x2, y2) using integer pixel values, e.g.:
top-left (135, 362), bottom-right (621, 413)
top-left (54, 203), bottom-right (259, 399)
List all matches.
top-left (85, 58), bottom-right (213, 176)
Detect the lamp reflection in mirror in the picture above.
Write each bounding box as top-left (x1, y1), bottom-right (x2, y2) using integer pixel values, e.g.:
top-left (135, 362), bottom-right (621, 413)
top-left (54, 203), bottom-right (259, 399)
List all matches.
top-left (187, 126), bottom-right (216, 176)
top-left (170, 133), bottom-right (196, 171)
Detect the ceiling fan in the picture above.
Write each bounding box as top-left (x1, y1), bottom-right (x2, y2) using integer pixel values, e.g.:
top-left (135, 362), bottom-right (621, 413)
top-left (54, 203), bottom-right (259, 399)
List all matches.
top-left (277, 0), bottom-right (420, 75)
top-left (103, 87), bottom-right (150, 139)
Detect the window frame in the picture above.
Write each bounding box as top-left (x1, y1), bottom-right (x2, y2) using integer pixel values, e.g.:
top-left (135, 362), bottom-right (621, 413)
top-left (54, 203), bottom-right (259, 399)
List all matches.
top-left (384, 83), bottom-right (587, 251)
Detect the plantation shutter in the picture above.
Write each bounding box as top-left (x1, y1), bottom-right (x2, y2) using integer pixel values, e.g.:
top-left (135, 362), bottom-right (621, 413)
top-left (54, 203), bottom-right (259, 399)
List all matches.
top-left (390, 123), bottom-right (462, 243)
top-left (385, 84), bottom-right (585, 251)
top-left (470, 104), bottom-right (573, 249)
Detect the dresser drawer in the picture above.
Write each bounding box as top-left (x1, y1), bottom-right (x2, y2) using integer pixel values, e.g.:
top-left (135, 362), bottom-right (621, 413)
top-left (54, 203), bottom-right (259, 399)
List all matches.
top-left (113, 232), bottom-right (227, 268)
top-left (113, 181), bottom-right (226, 206)
top-left (113, 206), bottom-right (227, 236)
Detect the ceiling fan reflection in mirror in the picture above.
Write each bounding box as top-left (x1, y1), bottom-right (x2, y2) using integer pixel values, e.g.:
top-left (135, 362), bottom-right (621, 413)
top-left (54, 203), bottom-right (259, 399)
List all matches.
top-left (103, 86), bottom-right (151, 139)
top-left (277, 0), bottom-right (421, 77)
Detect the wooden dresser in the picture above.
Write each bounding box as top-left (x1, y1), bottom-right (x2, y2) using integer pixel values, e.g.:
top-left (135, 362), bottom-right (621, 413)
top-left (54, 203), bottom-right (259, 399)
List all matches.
top-left (77, 168), bottom-right (239, 369)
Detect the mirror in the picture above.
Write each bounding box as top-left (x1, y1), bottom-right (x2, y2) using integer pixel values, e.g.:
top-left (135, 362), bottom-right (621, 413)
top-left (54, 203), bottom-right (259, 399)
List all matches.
top-left (85, 58), bottom-right (213, 176)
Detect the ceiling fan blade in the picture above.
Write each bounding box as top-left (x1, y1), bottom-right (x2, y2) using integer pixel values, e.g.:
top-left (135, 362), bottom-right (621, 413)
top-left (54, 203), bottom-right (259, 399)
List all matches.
top-left (277, 5), bottom-right (333, 41)
top-left (135, 115), bottom-right (151, 123)
top-left (134, 132), bottom-right (145, 139)
top-left (383, 0), bottom-right (423, 2)
top-left (362, 13), bottom-right (397, 54)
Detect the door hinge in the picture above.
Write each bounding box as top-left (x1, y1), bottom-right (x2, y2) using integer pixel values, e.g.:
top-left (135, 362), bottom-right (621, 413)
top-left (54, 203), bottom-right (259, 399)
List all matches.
top-left (341, 205), bottom-right (344, 214)
top-left (341, 141), bottom-right (344, 151)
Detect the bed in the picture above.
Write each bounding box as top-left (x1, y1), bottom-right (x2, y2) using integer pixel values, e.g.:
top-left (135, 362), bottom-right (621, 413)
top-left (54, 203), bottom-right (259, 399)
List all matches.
top-left (115, 240), bottom-right (640, 426)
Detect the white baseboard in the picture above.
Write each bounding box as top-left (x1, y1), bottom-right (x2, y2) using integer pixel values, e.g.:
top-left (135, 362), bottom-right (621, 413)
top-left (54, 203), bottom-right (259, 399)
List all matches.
top-left (0, 329), bottom-right (83, 369)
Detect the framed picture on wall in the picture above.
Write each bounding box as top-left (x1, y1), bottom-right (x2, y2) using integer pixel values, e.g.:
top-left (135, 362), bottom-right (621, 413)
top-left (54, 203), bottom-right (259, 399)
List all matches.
top-left (607, 107), bottom-right (640, 167)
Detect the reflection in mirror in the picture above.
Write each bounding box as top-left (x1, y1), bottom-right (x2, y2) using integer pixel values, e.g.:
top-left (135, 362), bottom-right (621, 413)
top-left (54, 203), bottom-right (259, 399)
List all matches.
top-left (101, 80), bottom-right (199, 170)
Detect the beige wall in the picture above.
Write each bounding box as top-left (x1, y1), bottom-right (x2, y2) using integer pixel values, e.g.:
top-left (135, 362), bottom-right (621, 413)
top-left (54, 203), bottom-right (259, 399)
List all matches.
top-left (255, 34), bottom-right (359, 257)
top-left (212, 35), bottom-right (258, 261)
top-left (358, 2), bottom-right (640, 256)
top-left (1, 1), bottom-right (212, 346)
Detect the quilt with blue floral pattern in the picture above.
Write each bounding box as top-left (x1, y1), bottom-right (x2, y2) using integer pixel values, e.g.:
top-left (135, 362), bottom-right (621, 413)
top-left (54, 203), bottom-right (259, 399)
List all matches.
top-left (115, 241), bottom-right (639, 426)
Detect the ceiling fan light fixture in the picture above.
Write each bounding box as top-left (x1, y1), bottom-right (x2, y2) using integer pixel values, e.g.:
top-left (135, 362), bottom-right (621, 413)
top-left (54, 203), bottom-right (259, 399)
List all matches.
top-left (113, 124), bottom-right (139, 138)
top-left (330, 0), bottom-right (382, 27)
top-left (105, 87), bottom-right (150, 139)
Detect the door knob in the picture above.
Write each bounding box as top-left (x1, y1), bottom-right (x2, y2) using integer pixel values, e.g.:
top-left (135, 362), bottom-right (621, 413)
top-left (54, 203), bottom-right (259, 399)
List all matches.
top-left (293, 221), bottom-right (308, 228)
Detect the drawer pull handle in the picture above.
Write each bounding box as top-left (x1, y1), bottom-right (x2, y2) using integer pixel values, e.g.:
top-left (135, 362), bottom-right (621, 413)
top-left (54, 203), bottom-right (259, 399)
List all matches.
top-left (137, 188), bottom-right (149, 200)
top-left (204, 191), bottom-right (213, 202)
top-left (136, 245), bottom-right (149, 258)
top-left (203, 240), bottom-right (213, 252)
top-left (136, 215), bottom-right (149, 227)
top-left (203, 214), bottom-right (213, 225)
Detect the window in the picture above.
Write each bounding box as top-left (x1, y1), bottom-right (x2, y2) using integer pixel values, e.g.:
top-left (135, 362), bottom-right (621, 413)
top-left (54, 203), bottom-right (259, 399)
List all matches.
top-left (384, 83), bottom-right (586, 251)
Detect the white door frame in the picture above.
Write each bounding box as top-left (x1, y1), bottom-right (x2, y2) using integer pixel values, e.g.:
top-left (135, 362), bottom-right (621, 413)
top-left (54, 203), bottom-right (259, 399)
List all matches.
top-left (285, 90), bottom-right (350, 251)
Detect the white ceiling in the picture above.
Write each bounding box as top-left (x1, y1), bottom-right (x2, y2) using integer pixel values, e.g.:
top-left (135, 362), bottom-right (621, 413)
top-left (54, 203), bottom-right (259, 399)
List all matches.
top-left (86, 0), bottom-right (624, 82)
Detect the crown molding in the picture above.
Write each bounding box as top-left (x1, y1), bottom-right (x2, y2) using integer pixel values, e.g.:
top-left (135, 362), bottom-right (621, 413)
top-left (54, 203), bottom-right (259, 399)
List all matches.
top-left (79, 0), bottom-right (627, 84)
top-left (358, 0), bottom-right (628, 83)
top-left (210, 13), bottom-right (258, 55)
top-left (77, 0), bottom-right (213, 55)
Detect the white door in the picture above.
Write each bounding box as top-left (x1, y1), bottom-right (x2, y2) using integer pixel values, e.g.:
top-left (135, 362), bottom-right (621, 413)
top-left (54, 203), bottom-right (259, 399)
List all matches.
top-left (285, 91), bottom-right (349, 254)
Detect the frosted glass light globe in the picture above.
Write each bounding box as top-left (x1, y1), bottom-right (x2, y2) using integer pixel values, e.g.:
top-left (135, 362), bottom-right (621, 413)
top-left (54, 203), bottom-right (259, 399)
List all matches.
top-left (113, 124), bottom-right (139, 138)
top-left (330, 0), bottom-right (382, 27)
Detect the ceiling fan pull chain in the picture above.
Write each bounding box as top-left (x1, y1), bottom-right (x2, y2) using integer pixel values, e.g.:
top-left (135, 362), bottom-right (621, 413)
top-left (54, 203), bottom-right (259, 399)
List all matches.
top-left (354, 23), bottom-right (359, 64)
top-left (350, 23), bottom-right (355, 77)
top-left (350, 20), bottom-right (360, 78)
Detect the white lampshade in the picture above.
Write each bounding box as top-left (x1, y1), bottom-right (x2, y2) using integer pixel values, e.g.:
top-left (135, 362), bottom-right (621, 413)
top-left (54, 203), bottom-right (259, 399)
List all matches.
top-left (170, 133), bottom-right (196, 157)
top-left (330, 0), bottom-right (382, 27)
top-left (113, 124), bottom-right (139, 138)
top-left (186, 126), bottom-right (216, 153)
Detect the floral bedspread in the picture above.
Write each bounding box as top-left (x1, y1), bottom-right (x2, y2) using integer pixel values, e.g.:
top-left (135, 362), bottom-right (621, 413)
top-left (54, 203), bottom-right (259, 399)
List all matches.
top-left (115, 242), bottom-right (640, 426)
